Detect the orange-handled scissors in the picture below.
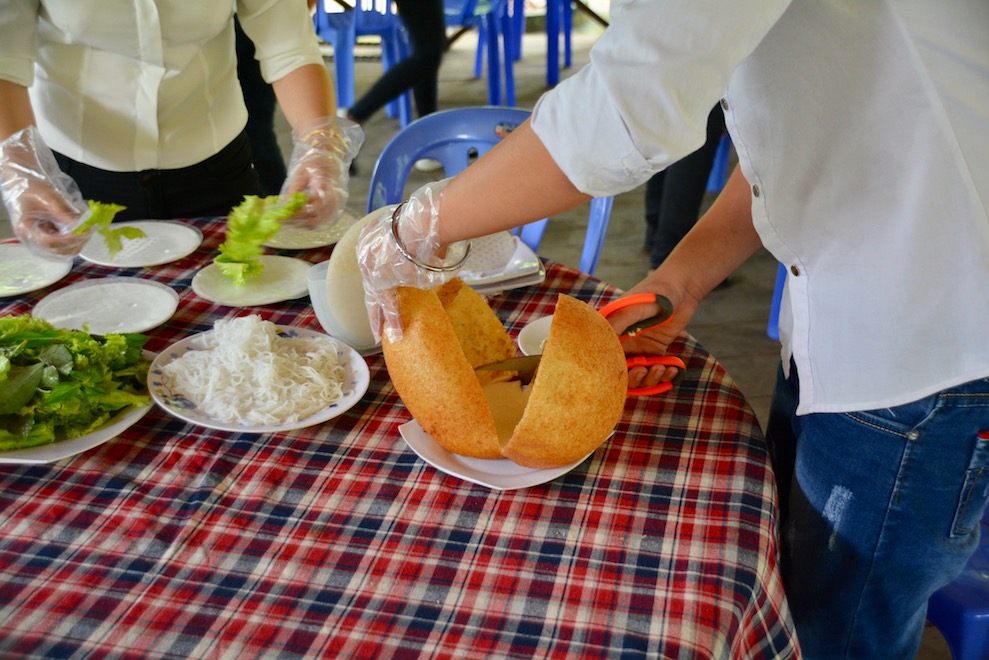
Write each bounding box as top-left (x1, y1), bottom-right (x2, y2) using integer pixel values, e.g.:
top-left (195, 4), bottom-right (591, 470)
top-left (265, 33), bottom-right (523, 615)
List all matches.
top-left (599, 293), bottom-right (686, 396)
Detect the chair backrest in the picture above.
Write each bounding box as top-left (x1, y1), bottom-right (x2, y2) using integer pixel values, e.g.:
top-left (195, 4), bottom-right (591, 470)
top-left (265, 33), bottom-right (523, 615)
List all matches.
top-left (367, 106), bottom-right (613, 274)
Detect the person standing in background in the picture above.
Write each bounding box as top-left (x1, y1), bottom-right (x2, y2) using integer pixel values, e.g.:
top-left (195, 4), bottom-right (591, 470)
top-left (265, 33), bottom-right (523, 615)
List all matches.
top-left (0, 1), bottom-right (362, 257)
top-left (643, 104), bottom-right (726, 273)
top-left (356, 2), bottom-right (989, 656)
top-left (235, 15), bottom-right (288, 197)
top-left (346, 0), bottom-right (445, 171)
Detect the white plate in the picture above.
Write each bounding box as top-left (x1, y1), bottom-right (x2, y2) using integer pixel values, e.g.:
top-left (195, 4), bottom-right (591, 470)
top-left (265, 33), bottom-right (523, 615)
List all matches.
top-left (470, 261), bottom-right (547, 297)
top-left (32, 277), bottom-right (179, 334)
top-left (0, 244), bottom-right (73, 298)
top-left (80, 221), bottom-right (203, 268)
top-left (148, 326), bottom-right (370, 433)
top-left (262, 211), bottom-right (358, 249)
top-left (460, 234), bottom-right (543, 292)
top-left (0, 401), bottom-right (154, 465)
top-left (399, 420), bottom-right (591, 491)
top-left (518, 315), bottom-right (553, 356)
top-left (192, 255), bottom-right (311, 307)
top-left (0, 349), bottom-right (156, 465)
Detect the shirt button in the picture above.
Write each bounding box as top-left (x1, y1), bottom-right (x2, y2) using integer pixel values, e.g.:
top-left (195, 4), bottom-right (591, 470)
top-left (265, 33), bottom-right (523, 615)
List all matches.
top-left (752, 184), bottom-right (761, 197)
top-left (720, 98), bottom-right (729, 111)
top-left (790, 265), bottom-right (801, 276)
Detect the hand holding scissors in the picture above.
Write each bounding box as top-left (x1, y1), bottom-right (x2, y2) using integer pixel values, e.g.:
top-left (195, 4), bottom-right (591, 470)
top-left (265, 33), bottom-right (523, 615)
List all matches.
top-left (599, 293), bottom-right (686, 396)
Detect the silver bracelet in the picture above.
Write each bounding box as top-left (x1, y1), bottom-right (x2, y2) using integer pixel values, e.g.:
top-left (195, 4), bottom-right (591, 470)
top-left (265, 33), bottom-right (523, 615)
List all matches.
top-left (390, 202), bottom-right (472, 273)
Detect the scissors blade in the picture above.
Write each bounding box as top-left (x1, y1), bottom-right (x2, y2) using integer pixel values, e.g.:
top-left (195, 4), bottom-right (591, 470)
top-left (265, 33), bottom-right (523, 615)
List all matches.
top-left (474, 355), bottom-right (542, 385)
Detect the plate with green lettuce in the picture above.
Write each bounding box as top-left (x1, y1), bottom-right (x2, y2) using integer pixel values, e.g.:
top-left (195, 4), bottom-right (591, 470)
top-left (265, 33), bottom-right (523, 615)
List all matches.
top-left (192, 194), bottom-right (312, 307)
top-left (0, 316), bottom-right (153, 464)
top-left (80, 220), bottom-right (202, 268)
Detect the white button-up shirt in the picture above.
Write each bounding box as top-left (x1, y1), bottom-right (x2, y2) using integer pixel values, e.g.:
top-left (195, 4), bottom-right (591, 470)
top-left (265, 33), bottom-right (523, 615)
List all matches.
top-left (0, 1), bottom-right (324, 172)
top-left (532, 0), bottom-right (989, 414)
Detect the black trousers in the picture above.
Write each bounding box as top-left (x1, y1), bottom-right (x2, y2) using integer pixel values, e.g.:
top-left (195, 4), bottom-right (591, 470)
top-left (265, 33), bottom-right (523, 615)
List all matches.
top-left (645, 105), bottom-right (727, 269)
top-left (54, 130), bottom-right (262, 221)
top-left (349, 0), bottom-right (446, 122)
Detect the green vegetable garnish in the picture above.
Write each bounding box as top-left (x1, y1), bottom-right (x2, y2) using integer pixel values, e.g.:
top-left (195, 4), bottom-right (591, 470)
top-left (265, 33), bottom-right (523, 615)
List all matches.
top-left (214, 193), bottom-right (307, 285)
top-left (0, 316), bottom-right (151, 451)
top-left (73, 200), bottom-right (147, 257)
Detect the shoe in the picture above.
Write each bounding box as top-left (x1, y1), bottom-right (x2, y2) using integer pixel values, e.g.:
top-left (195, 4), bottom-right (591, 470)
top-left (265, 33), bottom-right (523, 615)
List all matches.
top-left (413, 158), bottom-right (443, 173)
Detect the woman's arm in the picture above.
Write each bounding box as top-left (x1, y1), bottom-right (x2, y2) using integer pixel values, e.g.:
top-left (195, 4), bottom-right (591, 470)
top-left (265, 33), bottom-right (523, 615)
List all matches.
top-left (270, 62), bottom-right (337, 131)
top-left (0, 79), bottom-right (36, 141)
top-left (437, 120), bottom-right (592, 244)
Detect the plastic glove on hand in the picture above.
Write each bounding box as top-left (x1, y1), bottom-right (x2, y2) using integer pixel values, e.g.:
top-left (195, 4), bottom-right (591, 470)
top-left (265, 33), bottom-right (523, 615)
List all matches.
top-left (356, 178), bottom-right (471, 344)
top-left (0, 125), bottom-right (90, 259)
top-left (279, 117), bottom-right (364, 230)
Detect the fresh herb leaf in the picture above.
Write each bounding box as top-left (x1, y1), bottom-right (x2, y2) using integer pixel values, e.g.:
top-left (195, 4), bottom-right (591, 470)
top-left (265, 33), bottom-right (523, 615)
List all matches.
top-left (73, 200), bottom-right (146, 258)
top-left (0, 316), bottom-right (150, 450)
top-left (214, 193), bottom-right (307, 285)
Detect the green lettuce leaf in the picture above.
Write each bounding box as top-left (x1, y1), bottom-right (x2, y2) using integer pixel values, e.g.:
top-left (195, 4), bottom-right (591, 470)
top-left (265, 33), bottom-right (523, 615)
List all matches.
top-left (214, 193), bottom-right (307, 285)
top-left (0, 316), bottom-right (150, 450)
top-left (73, 200), bottom-right (146, 258)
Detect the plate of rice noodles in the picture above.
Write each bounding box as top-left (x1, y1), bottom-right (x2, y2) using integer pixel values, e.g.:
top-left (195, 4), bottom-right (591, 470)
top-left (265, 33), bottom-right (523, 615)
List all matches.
top-left (148, 315), bottom-right (370, 433)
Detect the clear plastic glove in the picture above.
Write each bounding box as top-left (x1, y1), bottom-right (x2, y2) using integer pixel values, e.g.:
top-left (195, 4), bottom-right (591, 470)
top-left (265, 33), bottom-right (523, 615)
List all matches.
top-left (279, 117), bottom-right (364, 230)
top-left (357, 178), bottom-right (471, 344)
top-left (0, 125), bottom-right (90, 259)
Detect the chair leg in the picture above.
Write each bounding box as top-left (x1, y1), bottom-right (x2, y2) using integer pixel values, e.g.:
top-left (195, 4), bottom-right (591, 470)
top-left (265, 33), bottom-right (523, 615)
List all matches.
top-left (767, 263), bottom-right (786, 340)
top-left (332, 23), bottom-right (357, 109)
top-left (563, 0), bottom-right (572, 68)
top-left (500, 11), bottom-right (516, 106)
top-left (511, 0), bottom-right (524, 61)
top-left (484, 13), bottom-right (502, 105)
top-left (546, 0), bottom-right (560, 87)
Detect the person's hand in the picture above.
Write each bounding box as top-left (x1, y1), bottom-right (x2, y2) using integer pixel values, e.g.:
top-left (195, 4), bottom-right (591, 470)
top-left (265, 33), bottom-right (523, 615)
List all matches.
top-left (0, 125), bottom-right (90, 259)
top-left (606, 277), bottom-right (700, 391)
top-left (279, 117), bottom-right (364, 230)
top-left (357, 178), bottom-right (471, 344)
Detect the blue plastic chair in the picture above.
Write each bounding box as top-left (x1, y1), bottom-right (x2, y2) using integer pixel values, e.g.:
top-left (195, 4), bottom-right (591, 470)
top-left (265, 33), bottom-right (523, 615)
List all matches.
top-left (510, 0), bottom-right (572, 85)
top-left (706, 133), bottom-right (733, 194)
top-left (312, 1), bottom-right (413, 126)
top-left (927, 511), bottom-right (989, 660)
top-left (367, 106), bottom-right (613, 275)
top-left (445, 1), bottom-right (516, 106)
top-left (767, 262), bottom-right (787, 340)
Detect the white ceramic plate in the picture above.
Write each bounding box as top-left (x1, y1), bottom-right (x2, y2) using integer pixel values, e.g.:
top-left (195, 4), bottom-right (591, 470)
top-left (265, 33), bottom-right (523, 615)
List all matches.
top-left (80, 221), bottom-right (203, 268)
top-left (0, 244), bottom-right (73, 298)
top-left (262, 211), bottom-right (358, 249)
top-left (470, 262), bottom-right (547, 297)
top-left (399, 420), bottom-right (591, 491)
top-left (0, 349), bottom-right (156, 465)
top-left (0, 401), bottom-right (154, 465)
top-left (460, 234), bottom-right (544, 294)
top-left (518, 315), bottom-right (554, 356)
top-left (192, 255), bottom-right (311, 307)
top-left (32, 277), bottom-right (179, 334)
top-left (148, 326), bottom-right (370, 433)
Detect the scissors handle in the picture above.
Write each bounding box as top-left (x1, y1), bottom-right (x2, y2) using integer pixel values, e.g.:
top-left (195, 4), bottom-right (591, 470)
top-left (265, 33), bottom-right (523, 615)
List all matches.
top-left (626, 355), bottom-right (686, 397)
top-left (599, 293), bottom-right (675, 339)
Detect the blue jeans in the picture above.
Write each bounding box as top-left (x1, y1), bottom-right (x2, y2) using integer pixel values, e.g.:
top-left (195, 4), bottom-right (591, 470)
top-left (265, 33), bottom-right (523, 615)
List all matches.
top-left (766, 362), bottom-right (989, 658)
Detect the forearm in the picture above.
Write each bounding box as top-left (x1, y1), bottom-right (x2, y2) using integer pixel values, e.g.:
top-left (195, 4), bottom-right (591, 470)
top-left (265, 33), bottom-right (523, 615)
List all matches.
top-left (0, 79), bottom-right (36, 141)
top-left (271, 63), bottom-right (337, 132)
top-left (648, 166), bottom-right (763, 303)
top-left (438, 120), bottom-right (592, 244)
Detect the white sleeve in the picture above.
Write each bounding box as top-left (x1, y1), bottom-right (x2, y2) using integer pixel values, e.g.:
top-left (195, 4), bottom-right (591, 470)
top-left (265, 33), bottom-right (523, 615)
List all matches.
top-left (531, 0), bottom-right (790, 197)
top-left (236, 0), bottom-right (325, 83)
top-left (0, 0), bottom-right (40, 87)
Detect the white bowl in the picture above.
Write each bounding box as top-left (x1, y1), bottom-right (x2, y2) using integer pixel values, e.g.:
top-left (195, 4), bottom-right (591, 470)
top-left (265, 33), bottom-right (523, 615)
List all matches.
top-left (307, 261), bottom-right (380, 353)
top-left (517, 315), bottom-right (553, 356)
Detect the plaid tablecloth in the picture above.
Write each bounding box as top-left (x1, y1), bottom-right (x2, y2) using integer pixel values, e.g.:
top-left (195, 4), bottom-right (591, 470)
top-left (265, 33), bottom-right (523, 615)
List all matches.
top-left (0, 218), bottom-right (799, 659)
